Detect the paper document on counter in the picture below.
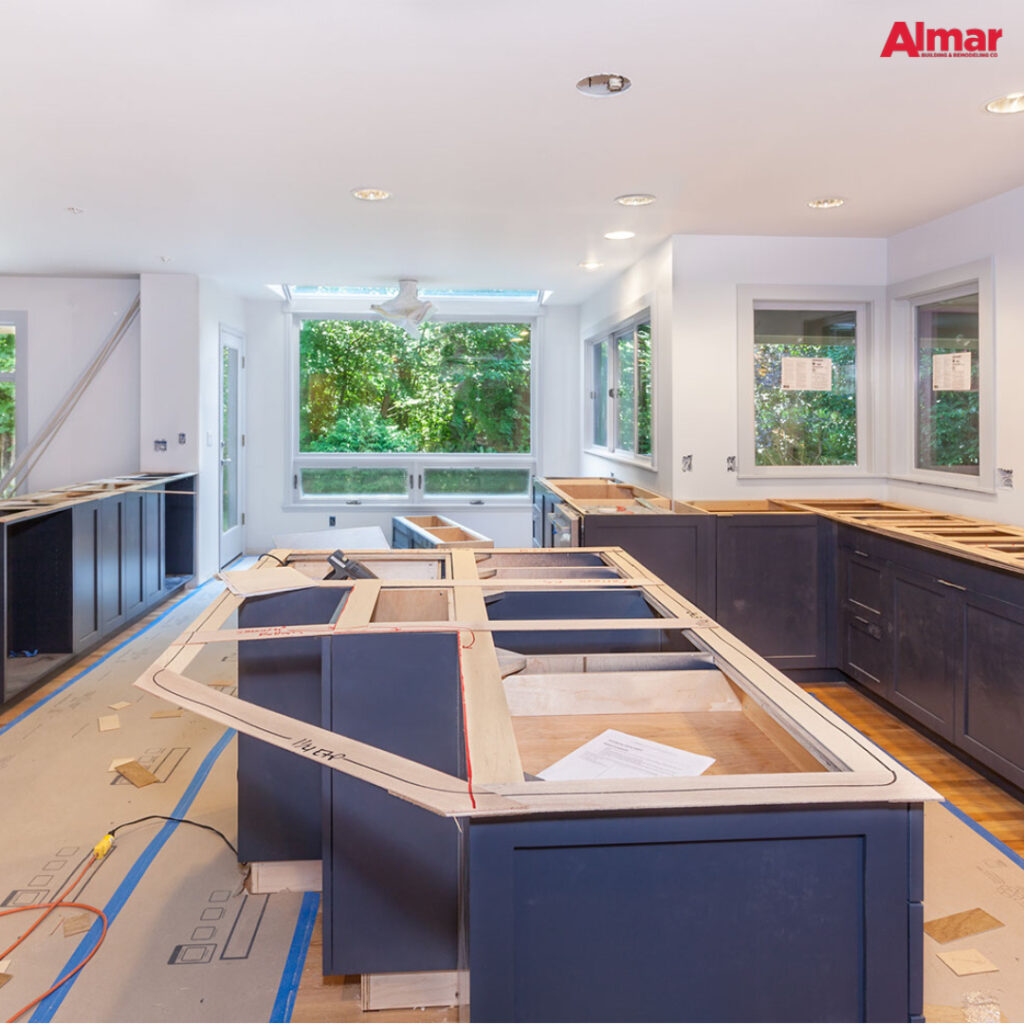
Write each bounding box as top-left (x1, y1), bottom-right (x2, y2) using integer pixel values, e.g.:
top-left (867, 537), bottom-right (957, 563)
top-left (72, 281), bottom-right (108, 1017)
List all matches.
top-left (537, 728), bottom-right (715, 781)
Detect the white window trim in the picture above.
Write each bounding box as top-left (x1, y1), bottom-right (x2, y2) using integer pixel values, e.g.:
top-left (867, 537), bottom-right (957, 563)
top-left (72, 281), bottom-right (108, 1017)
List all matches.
top-left (0, 311), bottom-right (26, 492)
top-left (583, 306), bottom-right (657, 471)
top-left (887, 260), bottom-right (993, 493)
top-left (284, 306), bottom-right (539, 510)
top-left (737, 285), bottom-right (885, 479)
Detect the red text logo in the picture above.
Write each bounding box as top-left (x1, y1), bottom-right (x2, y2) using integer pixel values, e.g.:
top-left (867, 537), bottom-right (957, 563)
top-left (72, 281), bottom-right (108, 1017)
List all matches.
top-left (881, 21), bottom-right (1002, 57)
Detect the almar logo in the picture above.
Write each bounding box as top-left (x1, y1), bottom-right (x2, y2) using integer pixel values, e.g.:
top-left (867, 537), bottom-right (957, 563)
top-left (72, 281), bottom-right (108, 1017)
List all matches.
top-left (881, 21), bottom-right (1002, 57)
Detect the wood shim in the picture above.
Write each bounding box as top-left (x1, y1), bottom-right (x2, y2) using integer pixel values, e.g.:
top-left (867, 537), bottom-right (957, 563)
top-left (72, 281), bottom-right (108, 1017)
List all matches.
top-left (97, 714), bottom-right (120, 732)
top-left (924, 907), bottom-right (1004, 944)
top-left (361, 971), bottom-right (460, 1011)
top-left (108, 701), bottom-right (132, 710)
top-left (107, 757), bottom-right (135, 773)
top-left (936, 947), bottom-right (999, 977)
top-left (0, 974), bottom-right (10, 990)
top-left (115, 760), bottom-right (159, 788)
top-left (150, 708), bottom-right (183, 719)
top-left (62, 912), bottom-right (93, 938)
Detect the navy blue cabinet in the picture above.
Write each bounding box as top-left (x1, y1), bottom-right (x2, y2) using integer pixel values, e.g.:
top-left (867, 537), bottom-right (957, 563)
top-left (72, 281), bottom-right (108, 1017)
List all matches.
top-left (714, 514), bottom-right (834, 671)
top-left (469, 805), bottom-right (923, 1023)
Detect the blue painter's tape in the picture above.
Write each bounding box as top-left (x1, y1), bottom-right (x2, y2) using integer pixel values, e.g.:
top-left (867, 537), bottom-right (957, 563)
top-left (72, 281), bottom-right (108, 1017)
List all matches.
top-left (0, 578), bottom-right (213, 738)
top-left (271, 891), bottom-right (321, 1023)
top-left (30, 727), bottom-right (237, 1022)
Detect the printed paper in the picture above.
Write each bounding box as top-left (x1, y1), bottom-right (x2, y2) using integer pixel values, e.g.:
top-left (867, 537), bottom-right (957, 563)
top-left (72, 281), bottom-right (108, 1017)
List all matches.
top-left (932, 351), bottom-right (972, 391)
top-left (537, 728), bottom-right (715, 781)
top-left (781, 356), bottom-right (832, 392)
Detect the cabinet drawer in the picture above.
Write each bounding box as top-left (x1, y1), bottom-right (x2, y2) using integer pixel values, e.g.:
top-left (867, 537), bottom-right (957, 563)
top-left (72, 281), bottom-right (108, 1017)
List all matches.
top-left (840, 547), bottom-right (885, 618)
top-left (841, 614), bottom-right (888, 695)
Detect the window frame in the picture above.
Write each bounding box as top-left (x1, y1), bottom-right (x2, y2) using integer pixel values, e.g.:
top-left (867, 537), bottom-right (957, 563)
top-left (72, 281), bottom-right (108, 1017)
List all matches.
top-left (0, 311), bottom-right (26, 493)
top-left (583, 309), bottom-right (655, 469)
top-left (285, 302), bottom-right (539, 509)
top-left (888, 260), bottom-right (994, 493)
top-left (737, 286), bottom-right (883, 479)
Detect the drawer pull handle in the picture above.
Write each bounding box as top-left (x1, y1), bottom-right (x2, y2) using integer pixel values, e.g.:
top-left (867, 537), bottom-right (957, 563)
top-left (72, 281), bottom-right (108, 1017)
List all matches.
top-left (854, 615), bottom-right (869, 625)
top-left (937, 578), bottom-right (966, 591)
top-left (854, 549), bottom-right (870, 558)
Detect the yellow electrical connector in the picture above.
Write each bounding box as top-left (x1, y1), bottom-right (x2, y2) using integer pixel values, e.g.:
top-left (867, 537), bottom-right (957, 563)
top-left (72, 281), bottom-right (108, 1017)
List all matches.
top-left (93, 833), bottom-right (115, 859)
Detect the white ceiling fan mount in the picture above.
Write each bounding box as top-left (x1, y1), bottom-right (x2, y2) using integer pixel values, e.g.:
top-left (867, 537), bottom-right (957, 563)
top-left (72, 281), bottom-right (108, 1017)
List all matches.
top-left (370, 279), bottom-right (434, 338)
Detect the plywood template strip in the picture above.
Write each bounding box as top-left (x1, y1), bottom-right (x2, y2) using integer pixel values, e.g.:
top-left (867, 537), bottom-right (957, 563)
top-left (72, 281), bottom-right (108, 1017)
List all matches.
top-left (247, 860), bottom-right (322, 894)
top-left (449, 548), bottom-right (523, 785)
top-left (331, 579), bottom-right (381, 630)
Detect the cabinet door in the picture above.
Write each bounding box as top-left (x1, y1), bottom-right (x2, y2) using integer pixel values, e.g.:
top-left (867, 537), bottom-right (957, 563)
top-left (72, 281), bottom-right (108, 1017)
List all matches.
top-left (122, 492), bottom-right (146, 619)
top-left (98, 496), bottom-right (125, 633)
top-left (71, 503), bottom-right (101, 651)
top-left (142, 490), bottom-right (164, 604)
top-left (959, 590), bottom-right (1024, 788)
top-left (715, 514), bottom-right (830, 670)
top-left (889, 565), bottom-right (960, 739)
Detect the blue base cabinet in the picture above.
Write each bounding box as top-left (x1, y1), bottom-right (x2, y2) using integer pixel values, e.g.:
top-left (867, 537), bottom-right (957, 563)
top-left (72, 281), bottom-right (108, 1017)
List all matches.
top-left (469, 805), bottom-right (923, 1023)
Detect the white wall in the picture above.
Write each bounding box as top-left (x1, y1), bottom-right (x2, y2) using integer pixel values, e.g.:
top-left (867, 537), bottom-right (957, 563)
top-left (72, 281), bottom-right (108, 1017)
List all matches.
top-left (579, 240), bottom-right (674, 495)
top-left (536, 303), bottom-right (581, 478)
top-left (670, 235), bottom-right (890, 502)
top-left (0, 275), bottom-right (141, 492)
top-left (886, 184), bottom-right (1024, 526)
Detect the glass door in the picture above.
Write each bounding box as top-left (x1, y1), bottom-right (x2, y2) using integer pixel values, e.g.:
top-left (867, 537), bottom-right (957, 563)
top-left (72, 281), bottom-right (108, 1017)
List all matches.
top-left (220, 326), bottom-right (245, 566)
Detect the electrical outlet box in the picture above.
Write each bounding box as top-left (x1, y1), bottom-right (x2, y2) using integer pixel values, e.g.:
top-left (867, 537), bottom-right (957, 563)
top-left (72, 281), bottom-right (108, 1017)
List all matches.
top-left (681, 454), bottom-right (693, 472)
top-left (178, 433), bottom-right (186, 445)
top-left (329, 515), bottom-right (336, 527)
top-left (998, 467), bottom-right (1014, 489)
top-left (154, 439), bottom-right (167, 452)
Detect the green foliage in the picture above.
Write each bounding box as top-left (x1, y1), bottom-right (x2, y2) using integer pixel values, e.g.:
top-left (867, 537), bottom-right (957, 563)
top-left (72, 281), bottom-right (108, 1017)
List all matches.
top-left (299, 319), bottom-right (530, 454)
top-left (753, 343), bottom-right (857, 466)
top-left (916, 346), bottom-right (979, 470)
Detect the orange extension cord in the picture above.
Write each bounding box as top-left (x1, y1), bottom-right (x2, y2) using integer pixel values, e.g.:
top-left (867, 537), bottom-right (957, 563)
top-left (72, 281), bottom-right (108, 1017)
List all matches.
top-left (0, 852), bottom-right (109, 1023)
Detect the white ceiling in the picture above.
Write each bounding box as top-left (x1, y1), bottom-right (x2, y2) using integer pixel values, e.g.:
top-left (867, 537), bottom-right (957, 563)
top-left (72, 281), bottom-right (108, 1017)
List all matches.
top-left (3, 0), bottom-right (1023, 303)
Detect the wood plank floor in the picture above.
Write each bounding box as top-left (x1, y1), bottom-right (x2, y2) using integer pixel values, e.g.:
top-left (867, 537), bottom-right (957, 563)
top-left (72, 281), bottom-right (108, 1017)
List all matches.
top-left (806, 680), bottom-right (1024, 855)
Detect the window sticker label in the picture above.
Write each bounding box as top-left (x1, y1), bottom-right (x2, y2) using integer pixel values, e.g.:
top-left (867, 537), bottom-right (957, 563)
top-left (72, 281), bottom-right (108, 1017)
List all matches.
top-left (781, 356), bottom-right (833, 392)
top-left (932, 351), bottom-right (972, 391)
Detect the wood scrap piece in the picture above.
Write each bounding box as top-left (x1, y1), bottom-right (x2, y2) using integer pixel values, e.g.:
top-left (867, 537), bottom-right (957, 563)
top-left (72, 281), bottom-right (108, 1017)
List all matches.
top-left (108, 757), bottom-right (135, 773)
top-left (62, 912), bottom-right (92, 938)
top-left (108, 701), bottom-right (132, 710)
top-left (150, 708), bottom-right (183, 719)
top-left (0, 973), bottom-right (10, 990)
top-left (97, 714), bottom-right (120, 732)
top-left (0, 959), bottom-right (9, 974)
top-left (360, 970), bottom-right (459, 1011)
top-left (924, 907), bottom-right (1003, 944)
top-left (936, 948), bottom-right (999, 977)
top-left (114, 760), bottom-right (159, 788)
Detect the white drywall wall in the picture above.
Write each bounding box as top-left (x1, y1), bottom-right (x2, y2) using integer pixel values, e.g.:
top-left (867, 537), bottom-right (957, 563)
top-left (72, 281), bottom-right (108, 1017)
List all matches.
top-left (886, 183), bottom-right (1024, 526)
top-left (0, 275), bottom-right (141, 492)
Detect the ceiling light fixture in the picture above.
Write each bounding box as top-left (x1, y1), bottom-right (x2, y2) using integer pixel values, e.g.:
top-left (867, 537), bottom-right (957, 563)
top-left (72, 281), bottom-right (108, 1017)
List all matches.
top-left (160, 255), bottom-right (173, 263)
top-left (351, 187), bottom-right (392, 201)
top-left (807, 197), bottom-right (845, 209)
top-left (576, 73), bottom-right (631, 97)
top-left (615, 194), bottom-right (656, 207)
top-left (66, 206), bottom-right (84, 215)
top-left (604, 230), bottom-right (635, 240)
top-left (579, 260), bottom-right (603, 271)
top-left (985, 91), bottom-right (1024, 114)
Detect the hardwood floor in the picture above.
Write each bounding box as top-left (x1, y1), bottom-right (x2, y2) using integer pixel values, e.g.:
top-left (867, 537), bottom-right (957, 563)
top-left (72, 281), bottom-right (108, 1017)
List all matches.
top-left (806, 680), bottom-right (1024, 855)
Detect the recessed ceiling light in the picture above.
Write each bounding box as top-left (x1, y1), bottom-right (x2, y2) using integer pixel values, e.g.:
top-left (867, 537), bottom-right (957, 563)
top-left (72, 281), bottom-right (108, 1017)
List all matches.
top-left (66, 206), bottom-right (84, 215)
top-left (576, 73), bottom-right (631, 97)
top-left (579, 260), bottom-right (603, 271)
top-left (807, 197), bottom-right (845, 209)
top-left (351, 187), bottom-right (392, 201)
top-left (985, 91), bottom-right (1024, 114)
top-left (615, 194), bottom-right (656, 207)
top-left (160, 256), bottom-right (173, 263)
top-left (603, 230), bottom-right (636, 240)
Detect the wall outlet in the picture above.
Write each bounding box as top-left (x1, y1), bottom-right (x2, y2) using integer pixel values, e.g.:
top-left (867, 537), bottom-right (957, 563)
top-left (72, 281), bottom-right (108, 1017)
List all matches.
top-left (726, 455), bottom-right (737, 472)
top-left (998, 467), bottom-right (1014, 489)
top-left (680, 454), bottom-right (693, 473)
top-left (153, 439), bottom-right (167, 452)
top-left (178, 432), bottom-right (186, 445)
top-left (328, 515), bottom-right (336, 527)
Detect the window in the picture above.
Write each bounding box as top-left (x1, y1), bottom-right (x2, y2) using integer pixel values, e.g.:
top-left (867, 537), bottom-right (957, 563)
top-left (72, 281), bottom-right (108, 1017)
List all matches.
top-left (752, 307), bottom-right (858, 467)
top-left (889, 261), bottom-right (992, 491)
top-left (915, 292), bottom-right (979, 475)
top-left (586, 315), bottom-right (653, 463)
top-left (0, 325), bottom-right (14, 482)
top-left (293, 316), bottom-right (534, 502)
top-left (738, 290), bottom-right (876, 478)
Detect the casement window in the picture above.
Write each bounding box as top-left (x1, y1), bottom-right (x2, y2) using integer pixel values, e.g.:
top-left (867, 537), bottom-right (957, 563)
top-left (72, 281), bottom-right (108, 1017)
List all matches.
top-left (289, 298), bottom-right (536, 505)
top-left (737, 289), bottom-right (879, 478)
top-left (586, 314), bottom-right (653, 464)
top-left (889, 262), bottom-right (993, 491)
